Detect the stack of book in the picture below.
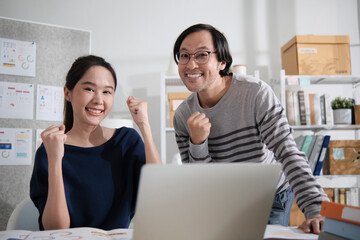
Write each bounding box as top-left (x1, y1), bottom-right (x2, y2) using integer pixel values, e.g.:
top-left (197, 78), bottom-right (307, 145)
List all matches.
top-left (286, 90), bottom-right (333, 126)
top-left (324, 187), bottom-right (360, 206)
top-left (294, 134), bottom-right (331, 175)
top-left (319, 201), bottom-right (360, 239)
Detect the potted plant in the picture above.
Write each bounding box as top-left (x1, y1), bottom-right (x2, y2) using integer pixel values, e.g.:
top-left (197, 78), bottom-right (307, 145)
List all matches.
top-left (331, 97), bottom-right (354, 124)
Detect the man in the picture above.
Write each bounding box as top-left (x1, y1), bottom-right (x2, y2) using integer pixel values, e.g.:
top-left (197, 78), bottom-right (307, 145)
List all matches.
top-left (172, 23), bottom-right (329, 234)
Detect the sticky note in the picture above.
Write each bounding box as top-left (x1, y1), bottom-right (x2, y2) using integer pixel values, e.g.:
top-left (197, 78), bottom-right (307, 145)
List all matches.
top-left (287, 76), bottom-right (299, 85)
top-left (299, 76), bottom-right (310, 86)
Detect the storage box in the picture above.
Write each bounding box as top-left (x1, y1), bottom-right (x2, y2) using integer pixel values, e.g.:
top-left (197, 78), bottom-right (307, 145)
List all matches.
top-left (323, 140), bottom-right (360, 175)
top-left (168, 92), bottom-right (192, 127)
top-left (281, 35), bottom-right (351, 75)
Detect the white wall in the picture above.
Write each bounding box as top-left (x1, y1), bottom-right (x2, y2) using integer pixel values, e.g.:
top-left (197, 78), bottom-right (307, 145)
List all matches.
top-left (0, 0), bottom-right (359, 161)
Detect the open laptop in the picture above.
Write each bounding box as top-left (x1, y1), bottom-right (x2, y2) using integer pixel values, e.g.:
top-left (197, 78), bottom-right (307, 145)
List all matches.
top-left (133, 163), bottom-right (281, 240)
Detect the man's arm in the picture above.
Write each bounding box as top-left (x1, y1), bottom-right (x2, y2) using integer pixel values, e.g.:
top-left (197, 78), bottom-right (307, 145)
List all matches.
top-left (173, 109), bottom-right (212, 163)
top-left (254, 83), bottom-right (328, 233)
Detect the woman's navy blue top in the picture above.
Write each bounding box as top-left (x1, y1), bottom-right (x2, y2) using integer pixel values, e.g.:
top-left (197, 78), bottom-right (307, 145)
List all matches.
top-left (30, 127), bottom-right (145, 230)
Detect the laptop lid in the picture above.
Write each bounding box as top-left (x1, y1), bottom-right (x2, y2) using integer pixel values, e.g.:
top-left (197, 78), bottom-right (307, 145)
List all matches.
top-left (133, 163), bottom-right (281, 240)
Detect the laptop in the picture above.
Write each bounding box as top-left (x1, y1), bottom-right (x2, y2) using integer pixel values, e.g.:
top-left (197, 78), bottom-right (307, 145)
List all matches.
top-left (133, 163), bottom-right (281, 240)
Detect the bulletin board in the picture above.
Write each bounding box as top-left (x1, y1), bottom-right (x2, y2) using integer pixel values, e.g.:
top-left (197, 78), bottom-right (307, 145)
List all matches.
top-left (0, 17), bottom-right (90, 230)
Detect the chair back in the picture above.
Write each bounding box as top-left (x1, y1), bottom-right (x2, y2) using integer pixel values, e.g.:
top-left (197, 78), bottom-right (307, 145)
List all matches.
top-left (6, 197), bottom-right (39, 231)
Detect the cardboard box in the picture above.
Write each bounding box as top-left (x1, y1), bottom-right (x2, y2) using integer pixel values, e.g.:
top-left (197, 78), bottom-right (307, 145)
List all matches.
top-left (281, 35), bottom-right (351, 75)
top-left (323, 140), bottom-right (360, 175)
top-left (168, 92), bottom-right (192, 127)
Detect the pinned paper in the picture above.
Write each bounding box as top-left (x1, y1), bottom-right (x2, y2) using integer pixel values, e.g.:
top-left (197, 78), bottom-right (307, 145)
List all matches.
top-left (286, 76), bottom-right (299, 85)
top-left (333, 148), bottom-right (345, 160)
top-left (0, 128), bottom-right (32, 165)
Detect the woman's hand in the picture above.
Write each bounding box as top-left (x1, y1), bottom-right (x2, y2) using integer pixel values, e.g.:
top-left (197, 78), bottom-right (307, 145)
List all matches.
top-left (126, 96), bottom-right (161, 164)
top-left (41, 124), bottom-right (70, 230)
top-left (41, 125), bottom-right (67, 164)
top-left (126, 96), bottom-right (149, 127)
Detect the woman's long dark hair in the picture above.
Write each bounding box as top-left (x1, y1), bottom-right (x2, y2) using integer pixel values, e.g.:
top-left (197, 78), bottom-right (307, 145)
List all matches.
top-left (63, 55), bottom-right (117, 133)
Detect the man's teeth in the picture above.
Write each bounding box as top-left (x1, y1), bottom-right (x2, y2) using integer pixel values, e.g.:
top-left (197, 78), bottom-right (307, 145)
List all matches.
top-left (87, 108), bottom-right (102, 113)
top-left (187, 74), bottom-right (202, 78)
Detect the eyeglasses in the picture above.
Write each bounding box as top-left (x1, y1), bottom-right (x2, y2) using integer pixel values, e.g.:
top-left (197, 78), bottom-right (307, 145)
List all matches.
top-left (176, 51), bottom-right (217, 65)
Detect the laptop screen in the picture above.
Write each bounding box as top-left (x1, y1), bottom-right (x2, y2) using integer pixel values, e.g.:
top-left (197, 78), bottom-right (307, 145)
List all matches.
top-left (133, 163), bottom-right (281, 240)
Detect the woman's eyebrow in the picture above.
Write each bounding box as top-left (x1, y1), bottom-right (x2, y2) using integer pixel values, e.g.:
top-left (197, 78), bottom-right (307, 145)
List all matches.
top-left (80, 81), bottom-right (114, 90)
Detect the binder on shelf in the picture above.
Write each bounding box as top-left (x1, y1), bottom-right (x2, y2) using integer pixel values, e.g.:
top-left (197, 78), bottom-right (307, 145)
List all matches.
top-left (293, 91), bottom-right (301, 125)
top-left (313, 93), bottom-right (322, 125)
top-left (308, 135), bottom-right (324, 172)
top-left (308, 93), bottom-right (315, 125)
top-left (306, 135), bottom-right (317, 159)
top-left (313, 135), bottom-right (330, 175)
top-left (324, 94), bottom-right (333, 125)
top-left (294, 135), bottom-right (305, 150)
top-left (320, 201), bottom-right (360, 225)
top-left (339, 188), bottom-right (346, 205)
top-left (318, 231), bottom-right (348, 240)
top-left (297, 90), bottom-right (306, 125)
top-left (303, 91), bottom-right (311, 125)
top-left (323, 217), bottom-right (360, 240)
top-left (320, 94), bottom-right (326, 125)
top-left (300, 135), bottom-right (313, 157)
top-left (286, 90), bottom-right (295, 125)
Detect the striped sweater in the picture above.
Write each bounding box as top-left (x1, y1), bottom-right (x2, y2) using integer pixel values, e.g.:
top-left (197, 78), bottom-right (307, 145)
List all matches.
top-left (173, 74), bottom-right (329, 219)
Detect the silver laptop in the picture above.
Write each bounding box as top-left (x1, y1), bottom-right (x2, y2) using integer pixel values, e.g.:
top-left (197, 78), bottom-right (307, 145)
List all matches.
top-left (133, 163), bottom-right (281, 240)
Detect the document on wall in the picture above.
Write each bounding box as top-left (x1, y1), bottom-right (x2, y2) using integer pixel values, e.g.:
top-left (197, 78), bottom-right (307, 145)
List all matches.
top-left (0, 128), bottom-right (32, 165)
top-left (36, 128), bottom-right (45, 149)
top-left (0, 38), bottom-right (36, 77)
top-left (0, 81), bottom-right (34, 119)
top-left (36, 84), bottom-right (64, 121)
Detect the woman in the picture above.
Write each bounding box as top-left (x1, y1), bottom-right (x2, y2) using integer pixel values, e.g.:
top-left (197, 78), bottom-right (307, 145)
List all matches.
top-left (30, 55), bottom-right (161, 230)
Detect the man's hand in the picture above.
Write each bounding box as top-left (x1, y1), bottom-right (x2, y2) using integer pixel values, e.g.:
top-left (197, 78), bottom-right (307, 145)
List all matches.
top-left (298, 217), bottom-right (324, 234)
top-left (187, 111), bottom-right (211, 145)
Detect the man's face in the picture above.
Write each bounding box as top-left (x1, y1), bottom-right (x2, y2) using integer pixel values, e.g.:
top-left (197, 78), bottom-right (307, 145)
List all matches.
top-left (177, 30), bottom-right (226, 93)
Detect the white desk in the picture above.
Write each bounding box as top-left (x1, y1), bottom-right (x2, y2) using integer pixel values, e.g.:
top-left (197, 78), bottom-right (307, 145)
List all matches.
top-left (0, 225), bottom-right (319, 240)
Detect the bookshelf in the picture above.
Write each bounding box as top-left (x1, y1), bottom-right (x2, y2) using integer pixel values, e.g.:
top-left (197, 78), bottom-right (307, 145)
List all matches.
top-left (280, 70), bottom-right (360, 133)
top-left (280, 70), bottom-right (360, 136)
top-left (160, 72), bottom-right (188, 163)
top-left (280, 70), bottom-right (360, 210)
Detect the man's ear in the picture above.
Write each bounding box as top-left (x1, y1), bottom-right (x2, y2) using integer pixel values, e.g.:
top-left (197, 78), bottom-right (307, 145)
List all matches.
top-left (218, 61), bottom-right (226, 71)
top-left (64, 86), bottom-right (71, 101)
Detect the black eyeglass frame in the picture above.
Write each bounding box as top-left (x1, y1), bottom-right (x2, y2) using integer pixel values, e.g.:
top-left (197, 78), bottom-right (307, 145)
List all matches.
top-left (175, 51), bottom-right (217, 65)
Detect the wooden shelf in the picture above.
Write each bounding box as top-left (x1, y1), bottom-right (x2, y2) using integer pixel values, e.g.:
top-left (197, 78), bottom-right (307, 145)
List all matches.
top-left (315, 175), bottom-right (360, 188)
top-left (165, 127), bottom-right (175, 132)
top-left (285, 75), bottom-right (360, 86)
top-left (290, 125), bottom-right (360, 132)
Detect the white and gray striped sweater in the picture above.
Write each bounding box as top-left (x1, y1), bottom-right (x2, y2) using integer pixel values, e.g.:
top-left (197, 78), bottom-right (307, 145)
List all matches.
top-left (173, 74), bottom-right (329, 219)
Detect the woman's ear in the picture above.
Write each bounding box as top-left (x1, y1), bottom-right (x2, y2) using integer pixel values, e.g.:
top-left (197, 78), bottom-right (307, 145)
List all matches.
top-left (64, 86), bottom-right (71, 102)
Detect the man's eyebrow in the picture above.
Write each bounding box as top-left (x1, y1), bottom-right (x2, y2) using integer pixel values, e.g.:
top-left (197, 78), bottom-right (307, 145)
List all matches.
top-left (179, 46), bottom-right (209, 51)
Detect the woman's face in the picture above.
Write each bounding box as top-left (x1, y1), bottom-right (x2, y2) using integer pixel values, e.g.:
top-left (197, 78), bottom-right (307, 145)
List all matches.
top-left (65, 66), bottom-right (115, 128)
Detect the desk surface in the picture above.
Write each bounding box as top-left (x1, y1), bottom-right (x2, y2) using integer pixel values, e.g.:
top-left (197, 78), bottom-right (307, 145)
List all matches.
top-left (0, 225), bottom-right (318, 240)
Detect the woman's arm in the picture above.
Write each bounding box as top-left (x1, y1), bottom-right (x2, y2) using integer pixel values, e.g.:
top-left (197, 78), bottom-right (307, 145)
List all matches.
top-left (127, 96), bottom-right (162, 164)
top-left (41, 125), bottom-right (71, 229)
